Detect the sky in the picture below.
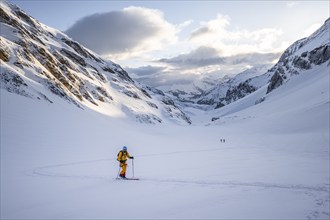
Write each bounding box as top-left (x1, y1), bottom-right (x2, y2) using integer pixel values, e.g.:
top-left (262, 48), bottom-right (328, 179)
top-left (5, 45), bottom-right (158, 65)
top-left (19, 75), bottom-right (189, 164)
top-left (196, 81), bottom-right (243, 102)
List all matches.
top-left (10, 0), bottom-right (330, 87)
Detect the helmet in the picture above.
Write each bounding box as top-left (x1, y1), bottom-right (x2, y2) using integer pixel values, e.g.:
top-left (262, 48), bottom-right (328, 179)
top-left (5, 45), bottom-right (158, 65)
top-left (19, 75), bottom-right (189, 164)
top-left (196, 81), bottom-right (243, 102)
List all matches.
top-left (123, 146), bottom-right (127, 151)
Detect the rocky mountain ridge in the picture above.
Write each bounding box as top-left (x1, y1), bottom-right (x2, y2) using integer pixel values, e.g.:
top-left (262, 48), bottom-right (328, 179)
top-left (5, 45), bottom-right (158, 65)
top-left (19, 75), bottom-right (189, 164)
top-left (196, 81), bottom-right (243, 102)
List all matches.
top-left (0, 1), bottom-right (191, 124)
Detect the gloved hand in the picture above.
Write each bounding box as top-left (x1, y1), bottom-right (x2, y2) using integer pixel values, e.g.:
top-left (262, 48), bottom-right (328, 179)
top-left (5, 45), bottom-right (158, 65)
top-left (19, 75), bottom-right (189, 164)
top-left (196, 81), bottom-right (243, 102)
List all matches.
top-left (130, 156), bottom-right (134, 159)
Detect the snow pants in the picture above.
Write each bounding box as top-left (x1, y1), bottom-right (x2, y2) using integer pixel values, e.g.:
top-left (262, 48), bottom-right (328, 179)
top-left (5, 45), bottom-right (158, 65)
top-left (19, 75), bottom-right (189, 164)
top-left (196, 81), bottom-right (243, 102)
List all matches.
top-left (120, 162), bottom-right (127, 175)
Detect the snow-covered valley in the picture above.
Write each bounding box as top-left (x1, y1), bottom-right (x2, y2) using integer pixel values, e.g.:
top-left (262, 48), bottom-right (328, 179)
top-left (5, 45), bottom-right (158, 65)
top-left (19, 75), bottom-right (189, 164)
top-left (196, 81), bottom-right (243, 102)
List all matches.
top-left (1, 1), bottom-right (329, 219)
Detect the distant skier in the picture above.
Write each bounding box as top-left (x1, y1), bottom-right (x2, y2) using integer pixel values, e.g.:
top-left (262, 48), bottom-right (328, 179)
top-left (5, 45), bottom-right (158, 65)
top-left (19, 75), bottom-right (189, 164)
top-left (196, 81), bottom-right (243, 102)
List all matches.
top-left (117, 146), bottom-right (134, 178)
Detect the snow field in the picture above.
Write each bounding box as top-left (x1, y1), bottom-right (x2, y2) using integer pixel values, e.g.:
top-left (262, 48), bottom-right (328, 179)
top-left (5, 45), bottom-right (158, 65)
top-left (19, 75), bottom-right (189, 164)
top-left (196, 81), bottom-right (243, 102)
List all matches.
top-left (1, 87), bottom-right (329, 219)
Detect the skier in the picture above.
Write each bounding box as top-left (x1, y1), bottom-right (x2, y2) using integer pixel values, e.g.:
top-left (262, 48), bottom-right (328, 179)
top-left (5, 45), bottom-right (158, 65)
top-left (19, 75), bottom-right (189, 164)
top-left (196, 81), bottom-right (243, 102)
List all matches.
top-left (117, 146), bottom-right (134, 178)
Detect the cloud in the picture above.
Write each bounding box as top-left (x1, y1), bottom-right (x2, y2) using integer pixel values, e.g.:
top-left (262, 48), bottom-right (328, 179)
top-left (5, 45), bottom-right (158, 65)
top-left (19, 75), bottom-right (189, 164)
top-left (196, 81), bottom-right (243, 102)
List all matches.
top-left (65, 7), bottom-right (178, 58)
top-left (225, 52), bottom-right (281, 66)
top-left (126, 65), bottom-right (167, 77)
top-left (286, 1), bottom-right (299, 8)
top-left (158, 46), bottom-right (224, 68)
top-left (189, 14), bottom-right (285, 56)
top-left (190, 14), bottom-right (230, 40)
top-left (158, 46), bottom-right (280, 70)
top-left (178, 20), bottom-right (194, 29)
top-left (127, 65), bottom-right (193, 87)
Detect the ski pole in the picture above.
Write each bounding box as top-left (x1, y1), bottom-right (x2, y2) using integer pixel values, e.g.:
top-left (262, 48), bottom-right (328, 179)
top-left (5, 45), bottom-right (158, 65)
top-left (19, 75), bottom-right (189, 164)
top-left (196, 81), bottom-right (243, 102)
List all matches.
top-left (117, 165), bottom-right (121, 178)
top-left (131, 159), bottom-right (134, 178)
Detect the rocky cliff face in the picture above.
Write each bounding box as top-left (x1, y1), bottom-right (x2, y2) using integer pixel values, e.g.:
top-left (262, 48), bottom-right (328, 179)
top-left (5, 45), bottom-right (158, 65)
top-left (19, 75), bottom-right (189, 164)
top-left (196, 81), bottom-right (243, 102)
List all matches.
top-left (0, 1), bottom-right (191, 124)
top-left (267, 18), bottom-right (330, 94)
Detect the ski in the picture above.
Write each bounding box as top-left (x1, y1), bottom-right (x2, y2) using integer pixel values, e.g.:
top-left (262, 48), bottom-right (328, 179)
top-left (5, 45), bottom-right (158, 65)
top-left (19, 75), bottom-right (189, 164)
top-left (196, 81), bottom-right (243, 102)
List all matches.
top-left (115, 177), bottom-right (139, 181)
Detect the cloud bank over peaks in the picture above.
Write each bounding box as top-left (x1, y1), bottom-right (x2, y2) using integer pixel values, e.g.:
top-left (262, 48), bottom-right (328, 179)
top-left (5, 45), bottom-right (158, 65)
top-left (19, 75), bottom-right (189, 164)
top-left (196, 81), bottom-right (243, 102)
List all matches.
top-left (127, 65), bottom-right (193, 88)
top-left (189, 14), bottom-right (287, 56)
top-left (158, 46), bottom-right (280, 72)
top-left (65, 7), bottom-right (178, 58)
top-left (159, 46), bottom-right (224, 68)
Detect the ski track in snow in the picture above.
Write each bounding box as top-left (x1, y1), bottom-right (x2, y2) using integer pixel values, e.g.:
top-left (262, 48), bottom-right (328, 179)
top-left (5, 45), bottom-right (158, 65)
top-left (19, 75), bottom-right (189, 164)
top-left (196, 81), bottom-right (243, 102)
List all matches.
top-left (28, 156), bottom-right (330, 194)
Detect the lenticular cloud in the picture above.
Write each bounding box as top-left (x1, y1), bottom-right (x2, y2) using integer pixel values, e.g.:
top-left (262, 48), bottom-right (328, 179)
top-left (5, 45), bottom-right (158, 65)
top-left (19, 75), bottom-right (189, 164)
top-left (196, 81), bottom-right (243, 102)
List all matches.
top-left (65, 7), bottom-right (177, 57)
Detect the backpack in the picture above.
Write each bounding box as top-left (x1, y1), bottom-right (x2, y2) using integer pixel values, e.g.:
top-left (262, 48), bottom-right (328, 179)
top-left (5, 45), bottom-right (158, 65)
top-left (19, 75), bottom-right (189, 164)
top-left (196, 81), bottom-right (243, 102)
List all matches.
top-left (117, 150), bottom-right (127, 161)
